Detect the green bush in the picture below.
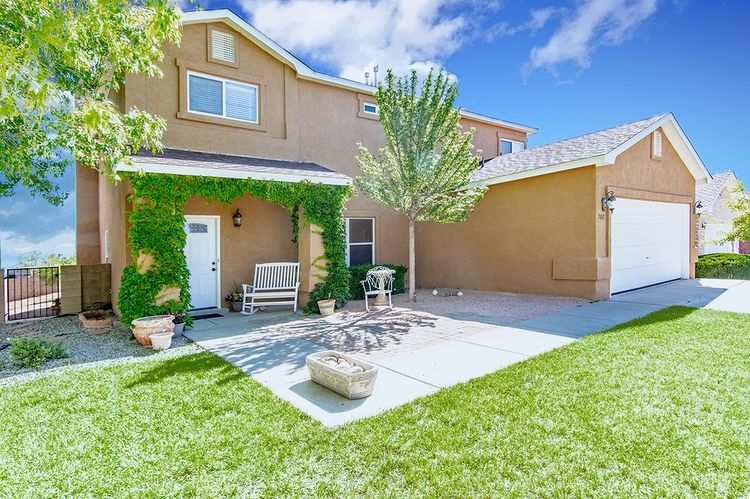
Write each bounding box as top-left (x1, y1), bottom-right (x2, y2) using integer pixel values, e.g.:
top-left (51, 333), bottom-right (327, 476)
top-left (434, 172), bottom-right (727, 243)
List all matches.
top-left (348, 264), bottom-right (407, 300)
top-left (9, 337), bottom-right (68, 368)
top-left (696, 253), bottom-right (750, 279)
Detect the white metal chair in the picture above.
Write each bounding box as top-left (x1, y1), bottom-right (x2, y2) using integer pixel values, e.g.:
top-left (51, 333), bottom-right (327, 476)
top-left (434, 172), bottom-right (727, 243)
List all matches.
top-left (361, 266), bottom-right (395, 312)
top-left (241, 262), bottom-right (300, 314)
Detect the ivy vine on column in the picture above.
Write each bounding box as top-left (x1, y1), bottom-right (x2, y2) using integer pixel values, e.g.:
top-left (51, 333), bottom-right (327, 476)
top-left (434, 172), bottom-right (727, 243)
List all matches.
top-left (117, 173), bottom-right (352, 325)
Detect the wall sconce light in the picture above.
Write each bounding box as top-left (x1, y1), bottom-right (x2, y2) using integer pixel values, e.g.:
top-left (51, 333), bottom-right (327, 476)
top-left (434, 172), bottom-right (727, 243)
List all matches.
top-left (694, 200), bottom-right (704, 216)
top-left (601, 191), bottom-right (616, 212)
top-left (232, 209), bottom-right (242, 228)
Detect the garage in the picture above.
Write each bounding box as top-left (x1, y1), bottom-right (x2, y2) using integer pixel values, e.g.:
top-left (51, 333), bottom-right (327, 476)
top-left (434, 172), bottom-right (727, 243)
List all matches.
top-left (610, 198), bottom-right (691, 294)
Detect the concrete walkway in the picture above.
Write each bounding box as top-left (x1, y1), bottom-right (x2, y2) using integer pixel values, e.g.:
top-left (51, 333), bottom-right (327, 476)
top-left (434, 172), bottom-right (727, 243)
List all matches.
top-left (185, 279), bottom-right (749, 427)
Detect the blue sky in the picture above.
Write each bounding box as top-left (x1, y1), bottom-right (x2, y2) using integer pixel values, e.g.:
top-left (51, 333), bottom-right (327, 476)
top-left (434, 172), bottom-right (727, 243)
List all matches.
top-left (0, 0), bottom-right (748, 267)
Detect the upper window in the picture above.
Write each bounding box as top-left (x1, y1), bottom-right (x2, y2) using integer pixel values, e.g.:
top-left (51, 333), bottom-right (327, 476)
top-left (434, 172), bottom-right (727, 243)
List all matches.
top-left (210, 30), bottom-right (236, 64)
top-left (346, 218), bottom-right (375, 266)
top-left (187, 71), bottom-right (258, 124)
top-left (500, 139), bottom-right (525, 155)
top-left (362, 102), bottom-right (379, 115)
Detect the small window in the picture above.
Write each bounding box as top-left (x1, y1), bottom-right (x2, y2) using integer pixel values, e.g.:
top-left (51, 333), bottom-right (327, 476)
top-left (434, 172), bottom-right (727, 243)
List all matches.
top-left (500, 139), bottom-right (525, 155)
top-left (652, 130), bottom-right (662, 158)
top-left (211, 30), bottom-right (236, 63)
top-left (346, 218), bottom-right (375, 266)
top-left (187, 223), bottom-right (209, 234)
top-left (187, 71), bottom-right (258, 124)
top-left (363, 102), bottom-right (379, 115)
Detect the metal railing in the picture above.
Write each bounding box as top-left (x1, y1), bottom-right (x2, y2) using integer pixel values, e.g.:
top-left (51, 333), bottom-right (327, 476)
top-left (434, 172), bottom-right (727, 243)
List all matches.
top-left (3, 267), bottom-right (61, 322)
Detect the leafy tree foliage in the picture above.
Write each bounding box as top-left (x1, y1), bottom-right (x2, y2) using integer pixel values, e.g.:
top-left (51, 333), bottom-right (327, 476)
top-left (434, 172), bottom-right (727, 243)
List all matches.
top-left (356, 69), bottom-right (486, 301)
top-left (723, 182), bottom-right (750, 244)
top-left (0, 0), bottom-right (182, 205)
top-left (15, 251), bottom-right (76, 268)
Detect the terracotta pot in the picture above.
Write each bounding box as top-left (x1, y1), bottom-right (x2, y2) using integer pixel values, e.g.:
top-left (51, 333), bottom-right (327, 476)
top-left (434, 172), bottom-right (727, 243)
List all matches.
top-left (317, 299), bottom-right (336, 317)
top-left (231, 302), bottom-right (243, 312)
top-left (173, 322), bottom-right (185, 337)
top-left (150, 332), bottom-right (174, 351)
top-left (131, 315), bottom-right (175, 346)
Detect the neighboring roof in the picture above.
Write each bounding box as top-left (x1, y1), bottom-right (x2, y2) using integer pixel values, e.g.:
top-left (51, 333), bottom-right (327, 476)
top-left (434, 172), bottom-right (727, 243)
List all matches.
top-left (696, 171), bottom-right (738, 209)
top-left (471, 113), bottom-right (711, 186)
top-left (119, 149), bottom-right (352, 185)
top-left (182, 9), bottom-right (538, 135)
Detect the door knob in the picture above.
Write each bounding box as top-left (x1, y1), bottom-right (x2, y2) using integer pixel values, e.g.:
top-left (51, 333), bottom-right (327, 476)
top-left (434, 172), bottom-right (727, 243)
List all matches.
top-left (211, 268), bottom-right (216, 272)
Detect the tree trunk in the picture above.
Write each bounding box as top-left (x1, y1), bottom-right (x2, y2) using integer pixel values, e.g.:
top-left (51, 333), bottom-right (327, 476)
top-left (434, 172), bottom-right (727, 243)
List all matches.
top-left (408, 218), bottom-right (416, 302)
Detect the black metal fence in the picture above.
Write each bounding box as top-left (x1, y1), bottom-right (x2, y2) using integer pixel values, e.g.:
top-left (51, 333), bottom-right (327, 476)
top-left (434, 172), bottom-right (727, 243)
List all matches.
top-left (3, 267), bottom-right (61, 322)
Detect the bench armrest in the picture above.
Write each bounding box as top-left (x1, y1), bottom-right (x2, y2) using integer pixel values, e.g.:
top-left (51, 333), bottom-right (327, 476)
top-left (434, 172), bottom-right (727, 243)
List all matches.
top-left (242, 284), bottom-right (254, 294)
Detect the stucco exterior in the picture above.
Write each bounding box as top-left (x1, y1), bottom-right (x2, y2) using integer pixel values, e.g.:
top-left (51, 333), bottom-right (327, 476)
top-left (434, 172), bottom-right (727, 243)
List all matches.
top-left (417, 129), bottom-right (698, 301)
top-left (76, 17), bottom-right (529, 312)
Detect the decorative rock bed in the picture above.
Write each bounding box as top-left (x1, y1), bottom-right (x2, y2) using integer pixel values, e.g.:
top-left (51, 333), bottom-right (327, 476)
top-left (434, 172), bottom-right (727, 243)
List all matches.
top-left (306, 350), bottom-right (378, 399)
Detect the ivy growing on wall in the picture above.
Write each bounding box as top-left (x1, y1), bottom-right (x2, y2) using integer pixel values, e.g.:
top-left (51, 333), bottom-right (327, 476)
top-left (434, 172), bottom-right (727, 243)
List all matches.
top-left (117, 173), bottom-right (352, 325)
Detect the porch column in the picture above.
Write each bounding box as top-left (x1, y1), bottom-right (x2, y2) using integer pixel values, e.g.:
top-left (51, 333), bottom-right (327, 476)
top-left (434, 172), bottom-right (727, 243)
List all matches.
top-left (297, 220), bottom-right (326, 308)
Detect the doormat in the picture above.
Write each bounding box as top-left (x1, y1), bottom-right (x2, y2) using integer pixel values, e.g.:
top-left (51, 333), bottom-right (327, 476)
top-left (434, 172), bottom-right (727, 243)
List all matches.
top-left (191, 313), bottom-right (224, 320)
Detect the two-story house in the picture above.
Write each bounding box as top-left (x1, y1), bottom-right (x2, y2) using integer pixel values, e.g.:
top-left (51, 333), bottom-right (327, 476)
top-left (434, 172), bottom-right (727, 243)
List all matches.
top-left (76, 9), bottom-right (710, 315)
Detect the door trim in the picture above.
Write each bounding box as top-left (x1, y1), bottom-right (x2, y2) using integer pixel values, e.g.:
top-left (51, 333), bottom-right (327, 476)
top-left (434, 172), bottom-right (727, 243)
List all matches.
top-left (184, 215), bottom-right (221, 309)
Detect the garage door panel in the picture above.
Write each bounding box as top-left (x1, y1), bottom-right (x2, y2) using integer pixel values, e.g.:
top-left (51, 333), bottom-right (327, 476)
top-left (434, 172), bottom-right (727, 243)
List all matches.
top-left (610, 198), bottom-right (689, 294)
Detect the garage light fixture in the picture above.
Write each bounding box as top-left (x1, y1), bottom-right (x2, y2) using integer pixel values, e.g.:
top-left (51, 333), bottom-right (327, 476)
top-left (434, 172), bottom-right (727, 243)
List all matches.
top-left (694, 200), bottom-right (704, 216)
top-left (232, 208), bottom-right (242, 228)
top-left (601, 191), bottom-right (616, 212)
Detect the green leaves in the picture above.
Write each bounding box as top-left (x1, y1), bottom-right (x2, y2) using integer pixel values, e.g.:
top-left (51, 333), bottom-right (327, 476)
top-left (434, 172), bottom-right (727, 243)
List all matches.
top-left (118, 174), bottom-right (353, 324)
top-left (355, 69), bottom-right (486, 224)
top-left (0, 0), bottom-right (182, 204)
top-left (723, 182), bottom-right (750, 244)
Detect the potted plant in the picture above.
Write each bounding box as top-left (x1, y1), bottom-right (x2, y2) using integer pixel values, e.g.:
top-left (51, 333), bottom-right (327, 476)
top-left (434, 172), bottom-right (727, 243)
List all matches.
top-left (226, 283), bottom-right (244, 312)
top-left (317, 294), bottom-right (336, 317)
top-left (173, 312), bottom-right (186, 336)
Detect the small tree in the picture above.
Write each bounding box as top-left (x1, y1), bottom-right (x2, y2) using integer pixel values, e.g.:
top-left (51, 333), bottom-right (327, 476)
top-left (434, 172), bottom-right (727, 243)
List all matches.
top-left (0, 0), bottom-right (182, 205)
top-left (723, 181), bottom-right (750, 244)
top-left (356, 69), bottom-right (486, 301)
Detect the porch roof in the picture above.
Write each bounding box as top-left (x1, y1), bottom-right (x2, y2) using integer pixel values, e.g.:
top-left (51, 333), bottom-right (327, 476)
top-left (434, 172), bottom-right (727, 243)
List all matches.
top-left (119, 149), bottom-right (352, 185)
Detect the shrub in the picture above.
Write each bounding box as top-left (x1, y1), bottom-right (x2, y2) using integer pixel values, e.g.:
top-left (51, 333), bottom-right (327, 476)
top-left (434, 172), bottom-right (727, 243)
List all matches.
top-left (695, 253), bottom-right (750, 279)
top-left (9, 337), bottom-right (68, 368)
top-left (348, 264), bottom-right (407, 300)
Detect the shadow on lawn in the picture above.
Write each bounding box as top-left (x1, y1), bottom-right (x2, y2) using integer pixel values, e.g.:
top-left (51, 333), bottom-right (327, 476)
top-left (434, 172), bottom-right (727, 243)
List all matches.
top-left (123, 353), bottom-right (246, 388)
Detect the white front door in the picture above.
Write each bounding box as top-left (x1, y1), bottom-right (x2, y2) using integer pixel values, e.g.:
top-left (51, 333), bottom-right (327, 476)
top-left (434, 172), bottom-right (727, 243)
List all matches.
top-left (184, 216), bottom-right (219, 309)
top-left (610, 198), bottom-right (690, 294)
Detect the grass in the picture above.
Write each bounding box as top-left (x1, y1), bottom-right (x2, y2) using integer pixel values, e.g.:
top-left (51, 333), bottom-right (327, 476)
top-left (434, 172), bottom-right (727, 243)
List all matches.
top-left (696, 253), bottom-right (750, 279)
top-left (1, 306), bottom-right (749, 496)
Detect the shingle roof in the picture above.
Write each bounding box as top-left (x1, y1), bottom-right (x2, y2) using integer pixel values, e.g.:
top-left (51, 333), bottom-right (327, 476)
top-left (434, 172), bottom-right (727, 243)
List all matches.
top-left (471, 114), bottom-right (668, 183)
top-left (130, 149), bottom-right (351, 185)
top-left (696, 171), bottom-right (737, 207)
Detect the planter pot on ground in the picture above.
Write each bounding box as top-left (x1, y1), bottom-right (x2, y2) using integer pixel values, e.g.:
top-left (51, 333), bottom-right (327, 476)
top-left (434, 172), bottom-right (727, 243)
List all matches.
top-left (306, 350), bottom-right (378, 399)
top-left (131, 315), bottom-right (175, 346)
top-left (317, 299), bottom-right (336, 316)
top-left (173, 323), bottom-right (185, 336)
top-left (150, 332), bottom-right (174, 351)
top-left (78, 310), bottom-right (114, 329)
top-left (231, 302), bottom-right (243, 313)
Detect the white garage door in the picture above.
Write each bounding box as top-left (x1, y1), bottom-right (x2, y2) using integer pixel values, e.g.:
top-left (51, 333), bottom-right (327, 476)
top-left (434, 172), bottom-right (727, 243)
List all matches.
top-left (610, 198), bottom-right (690, 294)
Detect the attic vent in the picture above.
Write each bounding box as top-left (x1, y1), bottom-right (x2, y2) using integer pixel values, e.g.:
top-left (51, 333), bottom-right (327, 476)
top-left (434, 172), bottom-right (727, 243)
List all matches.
top-left (211, 30), bottom-right (236, 63)
top-left (652, 130), bottom-right (663, 158)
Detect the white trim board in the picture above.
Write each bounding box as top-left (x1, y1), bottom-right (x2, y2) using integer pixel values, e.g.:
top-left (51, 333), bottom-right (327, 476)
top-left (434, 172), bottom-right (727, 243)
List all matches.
top-left (183, 9), bottom-right (538, 135)
top-left (117, 162), bottom-right (352, 186)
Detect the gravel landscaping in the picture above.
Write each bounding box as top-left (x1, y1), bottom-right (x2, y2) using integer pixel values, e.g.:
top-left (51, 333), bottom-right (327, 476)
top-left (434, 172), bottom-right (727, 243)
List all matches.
top-left (341, 288), bottom-right (589, 323)
top-left (0, 315), bottom-right (199, 386)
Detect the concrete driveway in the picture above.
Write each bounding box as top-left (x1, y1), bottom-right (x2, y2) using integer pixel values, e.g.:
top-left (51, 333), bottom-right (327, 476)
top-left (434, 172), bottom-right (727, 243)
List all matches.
top-left (185, 279), bottom-right (749, 427)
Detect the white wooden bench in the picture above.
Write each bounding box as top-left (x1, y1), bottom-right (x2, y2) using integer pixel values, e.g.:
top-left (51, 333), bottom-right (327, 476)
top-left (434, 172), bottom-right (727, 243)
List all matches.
top-left (241, 262), bottom-right (300, 315)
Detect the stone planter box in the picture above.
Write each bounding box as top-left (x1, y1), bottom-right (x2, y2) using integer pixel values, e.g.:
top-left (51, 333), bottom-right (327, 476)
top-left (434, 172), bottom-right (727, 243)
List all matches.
top-left (306, 350), bottom-right (378, 399)
top-left (78, 310), bottom-right (114, 329)
top-left (131, 315), bottom-right (174, 346)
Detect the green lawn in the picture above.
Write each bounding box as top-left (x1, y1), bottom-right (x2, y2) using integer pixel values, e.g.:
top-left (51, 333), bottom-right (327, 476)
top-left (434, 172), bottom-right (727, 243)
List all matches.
top-left (1, 306), bottom-right (749, 496)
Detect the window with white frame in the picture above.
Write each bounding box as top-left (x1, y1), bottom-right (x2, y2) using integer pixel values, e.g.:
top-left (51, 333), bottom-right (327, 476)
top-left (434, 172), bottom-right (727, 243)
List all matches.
top-left (345, 218), bottom-right (375, 266)
top-left (362, 102), bottom-right (379, 115)
top-left (187, 71), bottom-right (258, 123)
top-left (500, 138), bottom-right (525, 155)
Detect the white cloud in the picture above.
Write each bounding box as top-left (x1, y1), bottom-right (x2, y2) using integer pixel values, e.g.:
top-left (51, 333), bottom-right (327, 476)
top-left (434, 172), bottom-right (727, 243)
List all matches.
top-left (240, 0), bottom-right (484, 81)
top-left (0, 228), bottom-right (76, 268)
top-left (525, 0), bottom-right (658, 77)
top-left (485, 6), bottom-right (562, 40)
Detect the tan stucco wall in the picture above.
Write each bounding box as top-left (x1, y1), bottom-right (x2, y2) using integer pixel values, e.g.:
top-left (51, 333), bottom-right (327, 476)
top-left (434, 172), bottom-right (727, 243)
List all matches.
top-left (98, 176), bottom-right (131, 313)
top-left (416, 166), bottom-right (599, 299)
top-left (183, 195), bottom-right (297, 304)
top-left (75, 165), bottom-right (101, 265)
top-left (595, 128), bottom-right (697, 297)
